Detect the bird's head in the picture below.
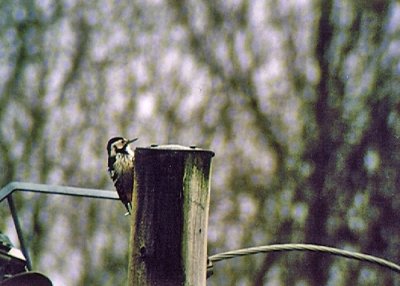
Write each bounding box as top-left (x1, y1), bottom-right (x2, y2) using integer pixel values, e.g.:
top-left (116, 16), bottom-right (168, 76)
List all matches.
top-left (107, 137), bottom-right (138, 157)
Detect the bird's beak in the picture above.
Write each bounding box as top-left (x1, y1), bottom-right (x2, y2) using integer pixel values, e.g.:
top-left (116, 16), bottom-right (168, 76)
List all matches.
top-left (126, 138), bottom-right (139, 145)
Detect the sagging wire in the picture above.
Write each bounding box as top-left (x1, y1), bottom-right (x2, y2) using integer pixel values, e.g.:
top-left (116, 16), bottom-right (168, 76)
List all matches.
top-left (207, 243), bottom-right (400, 277)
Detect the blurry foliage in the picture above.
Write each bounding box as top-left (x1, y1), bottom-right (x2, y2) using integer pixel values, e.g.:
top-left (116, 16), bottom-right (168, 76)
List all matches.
top-left (0, 0), bottom-right (400, 285)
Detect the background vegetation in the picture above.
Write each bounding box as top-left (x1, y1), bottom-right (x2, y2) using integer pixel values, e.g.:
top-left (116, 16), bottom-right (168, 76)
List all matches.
top-left (1, 0), bottom-right (399, 285)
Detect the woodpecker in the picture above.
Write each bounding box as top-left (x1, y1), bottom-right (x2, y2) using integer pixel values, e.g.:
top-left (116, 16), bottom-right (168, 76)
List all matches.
top-left (106, 137), bottom-right (138, 215)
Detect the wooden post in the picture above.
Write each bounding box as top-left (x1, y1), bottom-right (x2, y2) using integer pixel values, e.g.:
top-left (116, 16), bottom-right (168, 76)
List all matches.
top-left (128, 145), bottom-right (214, 286)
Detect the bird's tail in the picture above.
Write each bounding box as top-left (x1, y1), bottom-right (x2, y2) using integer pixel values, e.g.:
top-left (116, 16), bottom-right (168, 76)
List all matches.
top-left (124, 202), bottom-right (132, 216)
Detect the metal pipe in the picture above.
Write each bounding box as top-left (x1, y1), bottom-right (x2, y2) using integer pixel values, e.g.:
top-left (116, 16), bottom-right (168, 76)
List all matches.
top-left (0, 182), bottom-right (119, 203)
top-left (0, 182), bottom-right (120, 271)
top-left (7, 194), bottom-right (32, 271)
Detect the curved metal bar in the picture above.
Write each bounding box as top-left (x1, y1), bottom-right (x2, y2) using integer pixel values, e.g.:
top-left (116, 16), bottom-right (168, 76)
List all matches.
top-left (0, 181), bottom-right (119, 271)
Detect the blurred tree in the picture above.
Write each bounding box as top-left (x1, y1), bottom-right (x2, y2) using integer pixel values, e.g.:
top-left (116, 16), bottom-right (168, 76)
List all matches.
top-left (0, 0), bottom-right (399, 285)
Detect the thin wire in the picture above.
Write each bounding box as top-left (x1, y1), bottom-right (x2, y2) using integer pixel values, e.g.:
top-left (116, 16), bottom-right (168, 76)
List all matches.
top-left (208, 243), bottom-right (400, 274)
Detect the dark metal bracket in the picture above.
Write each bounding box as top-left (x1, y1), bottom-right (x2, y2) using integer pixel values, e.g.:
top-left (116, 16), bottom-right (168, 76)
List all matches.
top-left (0, 182), bottom-right (118, 271)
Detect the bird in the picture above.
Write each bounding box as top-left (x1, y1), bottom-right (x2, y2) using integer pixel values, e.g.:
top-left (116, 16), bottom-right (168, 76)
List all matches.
top-left (106, 137), bottom-right (138, 215)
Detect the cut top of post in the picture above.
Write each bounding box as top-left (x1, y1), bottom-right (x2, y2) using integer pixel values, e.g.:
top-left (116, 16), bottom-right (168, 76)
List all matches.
top-left (143, 144), bottom-right (215, 156)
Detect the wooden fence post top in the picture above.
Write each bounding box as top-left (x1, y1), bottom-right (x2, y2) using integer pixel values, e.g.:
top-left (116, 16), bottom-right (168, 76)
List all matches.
top-left (128, 144), bottom-right (214, 286)
top-left (136, 144), bottom-right (215, 155)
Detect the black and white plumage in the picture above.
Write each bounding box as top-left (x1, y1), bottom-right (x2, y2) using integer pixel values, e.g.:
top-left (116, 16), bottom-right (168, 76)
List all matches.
top-left (106, 137), bottom-right (138, 215)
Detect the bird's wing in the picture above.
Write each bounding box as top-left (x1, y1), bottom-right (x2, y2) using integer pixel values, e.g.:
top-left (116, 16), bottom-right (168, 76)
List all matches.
top-left (107, 156), bottom-right (118, 181)
top-left (114, 170), bottom-right (134, 204)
